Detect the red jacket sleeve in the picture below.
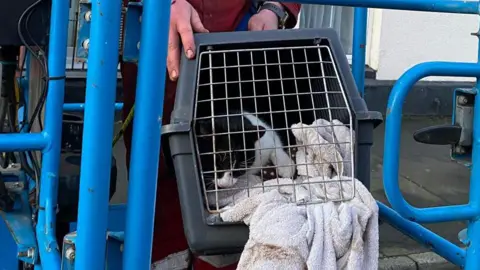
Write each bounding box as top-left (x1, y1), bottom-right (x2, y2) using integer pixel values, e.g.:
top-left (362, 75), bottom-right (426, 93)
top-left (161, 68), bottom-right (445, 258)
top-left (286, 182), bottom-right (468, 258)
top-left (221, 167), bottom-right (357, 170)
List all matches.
top-left (281, 3), bottom-right (301, 28)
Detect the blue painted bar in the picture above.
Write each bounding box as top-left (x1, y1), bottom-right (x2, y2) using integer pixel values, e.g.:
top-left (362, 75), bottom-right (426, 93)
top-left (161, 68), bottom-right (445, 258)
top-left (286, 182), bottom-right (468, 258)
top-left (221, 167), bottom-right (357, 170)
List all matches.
top-left (383, 61), bottom-right (480, 223)
top-left (0, 133), bottom-right (47, 151)
top-left (34, 0), bottom-right (70, 267)
top-left (0, 218), bottom-right (19, 269)
top-left (277, 0), bottom-right (480, 14)
top-left (464, 32), bottom-right (480, 270)
top-left (75, 0), bottom-right (123, 268)
top-left (378, 202), bottom-right (465, 267)
top-left (63, 102), bottom-right (124, 112)
top-left (352, 7), bottom-right (367, 96)
top-left (123, 0), bottom-right (171, 268)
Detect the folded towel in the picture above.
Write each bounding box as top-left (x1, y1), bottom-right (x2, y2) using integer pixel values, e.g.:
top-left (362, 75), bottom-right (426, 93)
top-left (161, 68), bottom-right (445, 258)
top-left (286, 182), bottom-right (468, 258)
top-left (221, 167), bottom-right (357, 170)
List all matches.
top-left (218, 119), bottom-right (379, 270)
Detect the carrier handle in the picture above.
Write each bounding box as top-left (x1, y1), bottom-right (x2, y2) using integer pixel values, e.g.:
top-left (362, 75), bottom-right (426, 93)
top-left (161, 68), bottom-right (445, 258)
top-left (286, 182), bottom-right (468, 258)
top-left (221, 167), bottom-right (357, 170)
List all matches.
top-left (383, 61), bottom-right (480, 223)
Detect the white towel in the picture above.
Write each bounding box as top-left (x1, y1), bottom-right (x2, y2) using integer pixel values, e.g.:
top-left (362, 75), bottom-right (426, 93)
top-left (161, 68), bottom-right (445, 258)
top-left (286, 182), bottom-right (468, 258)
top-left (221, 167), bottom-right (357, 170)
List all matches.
top-left (218, 119), bottom-right (379, 270)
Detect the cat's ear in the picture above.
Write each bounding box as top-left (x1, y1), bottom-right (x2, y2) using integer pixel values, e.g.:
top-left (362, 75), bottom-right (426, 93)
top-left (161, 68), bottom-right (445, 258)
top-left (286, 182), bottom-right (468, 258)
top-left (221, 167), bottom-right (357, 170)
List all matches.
top-left (244, 125), bottom-right (266, 141)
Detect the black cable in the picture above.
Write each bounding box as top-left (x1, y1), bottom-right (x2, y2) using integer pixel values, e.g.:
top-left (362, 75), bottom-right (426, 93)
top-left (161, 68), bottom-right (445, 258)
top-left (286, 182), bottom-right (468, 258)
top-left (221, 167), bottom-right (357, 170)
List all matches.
top-left (24, 2), bottom-right (47, 132)
top-left (15, 0), bottom-right (50, 208)
top-left (25, 7), bottom-right (41, 51)
top-left (6, 105), bottom-right (36, 179)
top-left (17, 0), bottom-right (49, 133)
top-left (17, 0), bottom-right (44, 65)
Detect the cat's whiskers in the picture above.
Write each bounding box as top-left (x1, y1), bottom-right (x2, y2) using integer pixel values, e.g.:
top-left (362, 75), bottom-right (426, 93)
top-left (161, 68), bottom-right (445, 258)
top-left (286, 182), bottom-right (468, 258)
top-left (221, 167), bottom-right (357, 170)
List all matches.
top-left (239, 156), bottom-right (255, 167)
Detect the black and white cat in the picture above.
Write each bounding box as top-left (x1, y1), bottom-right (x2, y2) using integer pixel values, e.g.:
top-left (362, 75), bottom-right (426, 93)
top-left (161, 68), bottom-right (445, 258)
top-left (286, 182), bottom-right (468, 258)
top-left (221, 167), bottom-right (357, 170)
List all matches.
top-left (196, 110), bottom-right (296, 189)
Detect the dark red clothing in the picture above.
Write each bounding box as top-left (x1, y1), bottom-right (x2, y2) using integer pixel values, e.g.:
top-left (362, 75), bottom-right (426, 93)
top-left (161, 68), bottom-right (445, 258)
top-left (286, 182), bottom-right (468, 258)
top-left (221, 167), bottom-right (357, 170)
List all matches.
top-left (121, 1), bottom-right (300, 268)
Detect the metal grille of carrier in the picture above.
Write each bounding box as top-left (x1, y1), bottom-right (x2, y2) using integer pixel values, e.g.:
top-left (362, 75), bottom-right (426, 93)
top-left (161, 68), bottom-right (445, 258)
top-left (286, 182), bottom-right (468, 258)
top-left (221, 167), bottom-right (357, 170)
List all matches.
top-left (193, 43), bottom-right (355, 213)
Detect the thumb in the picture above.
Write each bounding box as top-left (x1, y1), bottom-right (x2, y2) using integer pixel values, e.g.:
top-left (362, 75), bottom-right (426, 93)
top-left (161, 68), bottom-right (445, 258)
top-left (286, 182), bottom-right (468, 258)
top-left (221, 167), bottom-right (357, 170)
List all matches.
top-left (191, 10), bottom-right (209, 33)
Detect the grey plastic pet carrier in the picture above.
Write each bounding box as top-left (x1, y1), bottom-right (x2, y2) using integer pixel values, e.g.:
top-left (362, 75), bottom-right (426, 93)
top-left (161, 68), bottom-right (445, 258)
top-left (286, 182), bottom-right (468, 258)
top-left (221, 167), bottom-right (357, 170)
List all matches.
top-left (162, 29), bottom-right (382, 255)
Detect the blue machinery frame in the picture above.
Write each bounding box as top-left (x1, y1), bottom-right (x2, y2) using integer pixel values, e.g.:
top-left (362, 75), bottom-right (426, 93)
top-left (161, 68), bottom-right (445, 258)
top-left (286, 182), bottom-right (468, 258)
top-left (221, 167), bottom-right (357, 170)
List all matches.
top-left (2, 0), bottom-right (480, 269)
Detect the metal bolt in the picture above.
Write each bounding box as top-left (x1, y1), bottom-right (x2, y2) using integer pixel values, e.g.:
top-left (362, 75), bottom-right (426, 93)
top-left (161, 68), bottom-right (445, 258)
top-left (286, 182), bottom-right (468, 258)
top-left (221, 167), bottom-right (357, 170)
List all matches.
top-left (139, 15), bottom-right (142, 23)
top-left (82, 39), bottom-right (90, 50)
top-left (65, 247), bottom-right (75, 261)
top-left (84, 11), bottom-right (92, 22)
top-left (18, 248), bottom-right (35, 258)
top-left (120, 244), bottom-right (124, 252)
top-left (27, 248), bottom-right (34, 258)
top-left (18, 251), bottom-right (28, 258)
top-left (137, 42), bottom-right (140, 50)
top-left (458, 96), bottom-right (468, 105)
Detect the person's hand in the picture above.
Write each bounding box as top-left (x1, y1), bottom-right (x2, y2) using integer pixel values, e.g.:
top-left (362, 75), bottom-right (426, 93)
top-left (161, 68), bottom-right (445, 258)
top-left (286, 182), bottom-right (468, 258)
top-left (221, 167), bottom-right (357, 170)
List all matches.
top-left (168, 0), bottom-right (209, 81)
top-left (248, 2), bottom-right (282, 31)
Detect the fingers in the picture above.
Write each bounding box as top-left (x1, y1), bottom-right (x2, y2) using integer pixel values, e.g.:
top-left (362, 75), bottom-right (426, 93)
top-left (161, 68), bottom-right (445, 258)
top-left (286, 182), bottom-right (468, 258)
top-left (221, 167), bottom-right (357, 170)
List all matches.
top-left (248, 18), bottom-right (264, 31)
top-left (167, 0), bottom-right (210, 81)
top-left (191, 10), bottom-right (209, 33)
top-left (167, 24), bottom-right (180, 81)
top-left (177, 18), bottom-right (196, 61)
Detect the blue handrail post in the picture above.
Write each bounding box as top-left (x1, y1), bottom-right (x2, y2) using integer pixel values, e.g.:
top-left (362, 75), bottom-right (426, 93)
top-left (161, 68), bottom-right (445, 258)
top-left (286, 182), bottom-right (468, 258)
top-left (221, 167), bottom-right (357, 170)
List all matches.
top-left (293, 0), bottom-right (479, 14)
top-left (123, 0), bottom-right (171, 268)
top-left (464, 31), bottom-right (480, 270)
top-left (352, 7), bottom-right (367, 96)
top-left (34, 0), bottom-right (70, 268)
top-left (63, 102), bottom-right (124, 112)
top-left (74, 0), bottom-right (122, 269)
top-left (383, 62), bottom-right (480, 223)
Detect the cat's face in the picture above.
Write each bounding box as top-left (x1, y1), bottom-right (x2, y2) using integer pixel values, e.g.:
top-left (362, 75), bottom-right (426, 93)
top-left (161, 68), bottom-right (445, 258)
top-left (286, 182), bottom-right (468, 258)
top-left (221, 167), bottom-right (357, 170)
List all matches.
top-left (196, 116), bottom-right (265, 188)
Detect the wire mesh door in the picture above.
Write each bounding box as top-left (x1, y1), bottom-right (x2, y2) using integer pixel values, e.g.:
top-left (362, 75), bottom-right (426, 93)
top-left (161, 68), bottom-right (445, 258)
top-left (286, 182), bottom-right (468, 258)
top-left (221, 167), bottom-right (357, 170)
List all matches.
top-left (193, 43), bottom-right (356, 213)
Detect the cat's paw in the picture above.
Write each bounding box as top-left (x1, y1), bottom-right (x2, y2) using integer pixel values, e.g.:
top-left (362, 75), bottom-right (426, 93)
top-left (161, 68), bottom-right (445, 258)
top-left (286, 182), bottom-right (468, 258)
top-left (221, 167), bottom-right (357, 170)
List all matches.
top-left (216, 172), bottom-right (238, 188)
top-left (277, 165), bottom-right (296, 179)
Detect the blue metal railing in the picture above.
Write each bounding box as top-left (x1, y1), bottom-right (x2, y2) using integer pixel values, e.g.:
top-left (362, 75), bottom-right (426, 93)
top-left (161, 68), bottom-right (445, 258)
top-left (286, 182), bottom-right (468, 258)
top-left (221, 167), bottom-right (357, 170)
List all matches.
top-left (295, 0), bottom-right (480, 14)
top-left (34, 0), bottom-right (70, 267)
top-left (63, 103), bottom-right (124, 112)
top-left (122, 0), bottom-right (171, 268)
top-left (352, 7), bottom-right (368, 96)
top-left (381, 61), bottom-right (480, 269)
top-left (2, 0), bottom-right (479, 269)
top-left (74, 0), bottom-right (123, 268)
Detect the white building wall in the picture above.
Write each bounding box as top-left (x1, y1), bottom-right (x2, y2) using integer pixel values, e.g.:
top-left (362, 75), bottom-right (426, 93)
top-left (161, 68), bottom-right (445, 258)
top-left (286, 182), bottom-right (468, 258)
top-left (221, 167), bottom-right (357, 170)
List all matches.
top-left (372, 10), bottom-right (478, 82)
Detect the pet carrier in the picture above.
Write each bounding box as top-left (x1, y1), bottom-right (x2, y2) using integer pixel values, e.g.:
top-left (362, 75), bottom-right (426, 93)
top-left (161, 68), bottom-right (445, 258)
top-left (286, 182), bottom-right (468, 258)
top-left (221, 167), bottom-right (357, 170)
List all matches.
top-left (162, 28), bottom-right (382, 255)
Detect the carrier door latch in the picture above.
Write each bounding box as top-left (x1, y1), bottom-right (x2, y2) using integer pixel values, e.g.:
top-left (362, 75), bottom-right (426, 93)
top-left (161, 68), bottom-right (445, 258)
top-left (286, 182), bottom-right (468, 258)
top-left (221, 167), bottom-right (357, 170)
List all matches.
top-left (412, 88), bottom-right (474, 164)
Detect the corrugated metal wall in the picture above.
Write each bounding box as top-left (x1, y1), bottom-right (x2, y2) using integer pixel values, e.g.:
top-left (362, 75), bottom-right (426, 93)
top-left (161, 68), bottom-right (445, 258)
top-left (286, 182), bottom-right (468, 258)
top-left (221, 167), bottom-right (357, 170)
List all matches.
top-left (297, 5), bottom-right (353, 55)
